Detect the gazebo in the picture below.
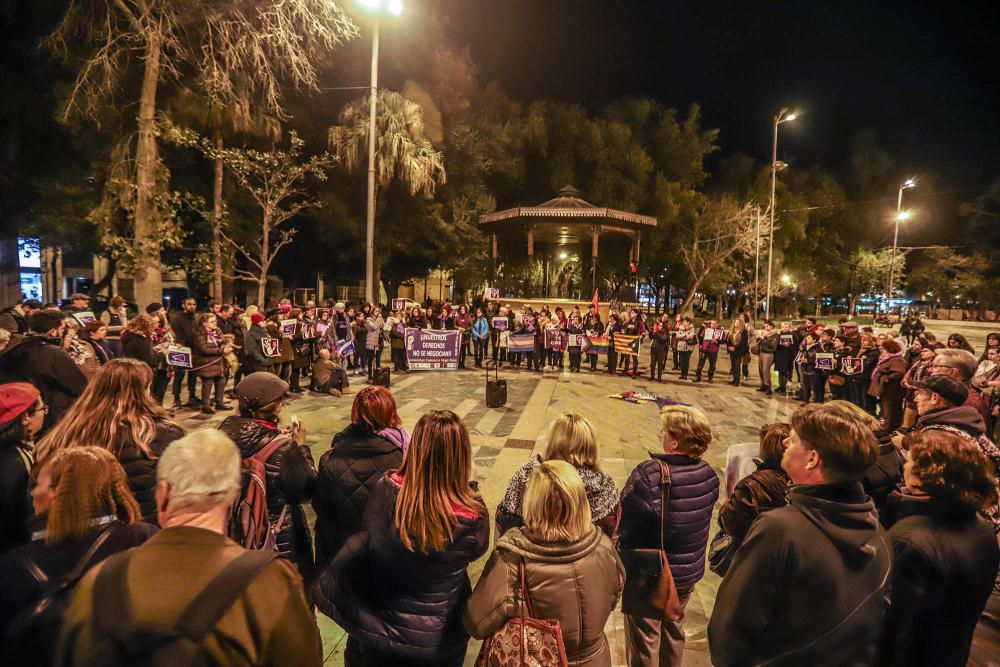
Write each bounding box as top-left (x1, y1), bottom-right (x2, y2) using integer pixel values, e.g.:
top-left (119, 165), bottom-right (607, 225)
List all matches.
top-left (478, 185), bottom-right (657, 298)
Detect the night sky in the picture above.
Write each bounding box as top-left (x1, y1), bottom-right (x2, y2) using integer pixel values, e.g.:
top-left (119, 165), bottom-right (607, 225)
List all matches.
top-left (432, 0), bottom-right (999, 206)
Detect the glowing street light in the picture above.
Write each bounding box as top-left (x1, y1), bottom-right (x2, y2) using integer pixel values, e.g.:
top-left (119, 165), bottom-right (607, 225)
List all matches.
top-left (358, 0), bottom-right (404, 305)
top-left (559, 251), bottom-right (568, 260)
top-left (886, 178), bottom-right (917, 313)
top-left (765, 107), bottom-right (799, 316)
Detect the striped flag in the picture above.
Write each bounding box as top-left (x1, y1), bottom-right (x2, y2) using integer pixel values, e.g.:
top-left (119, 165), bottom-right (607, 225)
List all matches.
top-left (508, 333), bottom-right (535, 352)
top-left (614, 334), bottom-right (641, 357)
top-left (585, 335), bottom-right (608, 355)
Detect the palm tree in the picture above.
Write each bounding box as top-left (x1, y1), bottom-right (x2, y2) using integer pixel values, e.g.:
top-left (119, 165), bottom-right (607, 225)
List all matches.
top-left (328, 90), bottom-right (446, 292)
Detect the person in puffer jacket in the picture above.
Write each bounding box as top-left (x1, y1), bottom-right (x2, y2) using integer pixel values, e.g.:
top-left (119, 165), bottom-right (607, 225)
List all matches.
top-left (618, 404), bottom-right (720, 666)
top-left (313, 410), bottom-right (489, 666)
top-left (219, 372), bottom-right (317, 585)
top-left (313, 386), bottom-right (407, 569)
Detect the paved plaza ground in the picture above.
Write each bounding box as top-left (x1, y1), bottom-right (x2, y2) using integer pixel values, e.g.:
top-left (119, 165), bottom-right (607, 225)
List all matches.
top-left (178, 353), bottom-right (800, 666)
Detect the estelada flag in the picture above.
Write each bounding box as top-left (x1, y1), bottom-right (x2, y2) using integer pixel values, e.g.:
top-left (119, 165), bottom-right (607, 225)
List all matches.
top-left (508, 333), bottom-right (535, 352)
top-left (614, 334), bottom-right (641, 357)
top-left (592, 288), bottom-right (600, 312)
top-left (585, 335), bottom-right (607, 355)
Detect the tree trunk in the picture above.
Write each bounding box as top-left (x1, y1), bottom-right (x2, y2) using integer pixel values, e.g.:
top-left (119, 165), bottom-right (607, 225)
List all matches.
top-left (212, 130), bottom-right (224, 301)
top-left (0, 235), bottom-right (21, 307)
top-left (132, 28), bottom-right (164, 308)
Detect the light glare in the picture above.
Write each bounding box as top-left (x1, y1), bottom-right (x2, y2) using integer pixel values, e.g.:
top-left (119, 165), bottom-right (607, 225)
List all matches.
top-left (897, 210), bottom-right (912, 221)
top-left (785, 112), bottom-right (798, 121)
top-left (387, 0), bottom-right (403, 15)
top-left (357, 0), bottom-right (382, 8)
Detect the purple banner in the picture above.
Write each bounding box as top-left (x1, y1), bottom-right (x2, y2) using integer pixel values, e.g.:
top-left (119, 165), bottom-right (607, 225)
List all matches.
top-left (404, 328), bottom-right (462, 370)
top-left (545, 329), bottom-right (567, 350)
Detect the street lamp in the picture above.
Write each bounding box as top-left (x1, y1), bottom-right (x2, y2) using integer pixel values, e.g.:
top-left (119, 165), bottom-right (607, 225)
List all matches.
top-left (886, 178), bottom-right (916, 314)
top-left (765, 107), bottom-right (798, 317)
top-left (359, 0), bottom-right (403, 305)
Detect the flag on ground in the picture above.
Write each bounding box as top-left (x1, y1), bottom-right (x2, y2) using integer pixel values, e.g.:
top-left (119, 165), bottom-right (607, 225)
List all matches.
top-left (585, 335), bottom-right (608, 355)
top-left (337, 339), bottom-right (355, 358)
top-left (508, 333), bottom-right (535, 352)
top-left (614, 334), bottom-right (641, 357)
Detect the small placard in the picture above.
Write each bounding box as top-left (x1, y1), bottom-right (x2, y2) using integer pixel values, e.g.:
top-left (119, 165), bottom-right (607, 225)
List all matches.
top-left (261, 337), bottom-right (281, 358)
top-left (842, 357), bottom-right (863, 375)
top-left (280, 319), bottom-right (296, 338)
top-left (391, 298), bottom-right (406, 312)
top-left (491, 317), bottom-right (508, 331)
top-left (483, 287), bottom-right (500, 300)
top-left (166, 345), bottom-right (192, 368)
top-left (315, 322), bottom-right (329, 336)
top-left (73, 311), bottom-right (97, 326)
top-left (779, 334), bottom-right (795, 347)
top-left (815, 352), bottom-right (836, 371)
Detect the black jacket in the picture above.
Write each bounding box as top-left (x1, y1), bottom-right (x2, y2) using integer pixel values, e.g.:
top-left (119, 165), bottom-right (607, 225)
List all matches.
top-left (618, 452), bottom-right (720, 589)
top-left (0, 308), bottom-right (28, 334)
top-left (717, 460), bottom-right (789, 545)
top-left (118, 420), bottom-right (185, 523)
top-left (709, 482), bottom-right (891, 667)
top-left (0, 520), bottom-right (157, 664)
top-left (877, 494), bottom-right (1000, 667)
top-left (218, 416), bottom-right (317, 583)
top-left (314, 474), bottom-right (489, 659)
top-left (312, 423), bottom-right (404, 568)
top-left (0, 335), bottom-right (87, 428)
top-left (121, 331), bottom-right (157, 369)
top-left (169, 311), bottom-right (196, 347)
top-left (0, 443), bottom-right (33, 553)
top-left (862, 433), bottom-right (905, 525)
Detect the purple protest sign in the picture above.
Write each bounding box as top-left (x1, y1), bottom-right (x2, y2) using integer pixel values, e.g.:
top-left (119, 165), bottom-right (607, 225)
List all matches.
top-left (491, 317), bottom-right (508, 331)
top-left (404, 327), bottom-right (461, 370)
top-left (545, 329), bottom-right (567, 351)
top-left (166, 345), bottom-right (192, 368)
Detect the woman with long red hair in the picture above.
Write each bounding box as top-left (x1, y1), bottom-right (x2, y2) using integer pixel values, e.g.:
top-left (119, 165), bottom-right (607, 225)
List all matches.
top-left (314, 410), bottom-right (488, 666)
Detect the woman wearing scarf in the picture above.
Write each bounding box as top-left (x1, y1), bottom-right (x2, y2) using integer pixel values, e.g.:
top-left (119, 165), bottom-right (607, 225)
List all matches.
top-left (869, 338), bottom-right (907, 431)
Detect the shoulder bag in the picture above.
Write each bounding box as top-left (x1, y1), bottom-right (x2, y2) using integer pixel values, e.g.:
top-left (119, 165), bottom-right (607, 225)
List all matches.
top-left (476, 559), bottom-right (569, 667)
top-left (618, 461), bottom-right (683, 620)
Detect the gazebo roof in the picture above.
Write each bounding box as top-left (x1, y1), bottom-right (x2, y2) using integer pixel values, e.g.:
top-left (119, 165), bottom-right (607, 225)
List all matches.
top-left (478, 185), bottom-right (657, 230)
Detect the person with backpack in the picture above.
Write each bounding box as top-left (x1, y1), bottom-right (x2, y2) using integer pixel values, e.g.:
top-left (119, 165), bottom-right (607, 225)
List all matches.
top-left (55, 430), bottom-right (322, 667)
top-left (0, 447), bottom-right (156, 665)
top-left (219, 373), bottom-right (317, 585)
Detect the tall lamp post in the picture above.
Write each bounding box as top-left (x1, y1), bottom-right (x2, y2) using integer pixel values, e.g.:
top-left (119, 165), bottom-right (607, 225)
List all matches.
top-left (886, 178), bottom-right (916, 314)
top-left (764, 108), bottom-right (797, 317)
top-left (359, 0), bottom-right (403, 305)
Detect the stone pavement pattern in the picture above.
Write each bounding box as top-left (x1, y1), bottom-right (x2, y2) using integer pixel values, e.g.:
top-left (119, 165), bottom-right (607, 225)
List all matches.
top-left (178, 358), bottom-right (800, 666)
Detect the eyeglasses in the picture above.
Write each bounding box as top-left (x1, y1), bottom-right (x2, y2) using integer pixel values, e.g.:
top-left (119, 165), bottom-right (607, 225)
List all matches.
top-left (29, 403), bottom-right (50, 416)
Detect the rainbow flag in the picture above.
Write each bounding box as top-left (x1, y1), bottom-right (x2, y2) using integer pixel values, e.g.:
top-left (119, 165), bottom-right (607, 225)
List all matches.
top-left (508, 333), bottom-right (535, 352)
top-left (614, 334), bottom-right (641, 357)
top-left (585, 335), bottom-right (608, 355)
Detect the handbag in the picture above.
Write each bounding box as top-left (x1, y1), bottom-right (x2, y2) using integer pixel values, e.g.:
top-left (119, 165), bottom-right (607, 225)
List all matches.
top-left (619, 461), bottom-right (683, 620)
top-left (707, 528), bottom-right (738, 576)
top-left (476, 560), bottom-right (569, 667)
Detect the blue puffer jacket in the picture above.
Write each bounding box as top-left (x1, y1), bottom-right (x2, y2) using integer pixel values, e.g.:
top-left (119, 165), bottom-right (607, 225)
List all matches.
top-left (618, 452), bottom-right (720, 589)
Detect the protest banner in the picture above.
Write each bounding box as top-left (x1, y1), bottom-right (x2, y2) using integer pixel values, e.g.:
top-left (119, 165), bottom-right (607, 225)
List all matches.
top-left (703, 327), bottom-right (724, 343)
top-left (337, 339), bottom-right (355, 359)
top-left (483, 287), bottom-right (500, 300)
top-left (315, 322), bottom-right (329, 336)
top-left (280, 319), bottom-right (296, 337)
top-left (261, 337), bottom-right (281, 358)
top-left (404, 328), bottom-right (461, 370)
top-left (508, 332), bottom-right (535, 353)
top-left (73, 311), bottom-right (97, 326)
top-left (391, 298), bottom-right (406, 312)
top-left (779, 334), bottom-right (796, 347)
top-left (166, 345), bottom-right (192, 368)
top-left (842, 357), bottom-right (863, 375)
top-left (815, 352), bottom-right (836, 371)
top-left (545, 329), bottom-right (567, 350)
top-left (567, 333), bottom-right (587, 348)
top-left (491, 317), bottom-right (508, 331)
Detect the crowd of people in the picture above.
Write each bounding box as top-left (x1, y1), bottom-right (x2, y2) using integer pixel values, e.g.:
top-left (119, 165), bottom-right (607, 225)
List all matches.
top-left (0, 291), bottom-right (997, 666)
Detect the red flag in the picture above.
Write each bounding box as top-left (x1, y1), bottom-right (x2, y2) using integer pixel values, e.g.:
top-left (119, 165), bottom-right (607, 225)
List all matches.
top-left (591, 288), bottom-right (599, 312)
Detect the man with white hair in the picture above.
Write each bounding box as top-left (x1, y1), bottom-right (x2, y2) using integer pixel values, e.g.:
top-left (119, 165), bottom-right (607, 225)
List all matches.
top-left (57, 429), bottom-right (322, 666)
top-left (931, 348), bottom-right (990, 425)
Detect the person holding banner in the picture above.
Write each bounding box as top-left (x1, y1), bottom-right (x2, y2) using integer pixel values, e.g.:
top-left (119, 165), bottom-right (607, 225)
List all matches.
top-left (567, 315), bottom-right (585, 372)
top-left (694, 318), bottom-right (724, 383)
top-left (726, 317), bottom-right (749, 387)
top-left (798, 332), bottom-right (821, 404)
top-left (489, 307), bottom-right (509, 367)
top-left (455, 305), bottom-right (472, 370)
top-left (755, 320), bottom-right (779, 395)
top-left (650, 315), bottom-right (670, 382)
top-left (471, 307), bottom-right (490, 369)
top-left (243, 312), bottom-right (275, 375)
top-left (774, 322), bottom-right (800, 394)
top-left (387, 309), bottom-right (409, 372)
top-left (675, 317), bottom-right (698, 381)
top-left (191, 312), bottom-right (231, 415)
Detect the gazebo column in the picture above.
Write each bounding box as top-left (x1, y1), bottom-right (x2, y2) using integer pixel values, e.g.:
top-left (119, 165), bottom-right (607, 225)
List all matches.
top-left (591, 226), bottom-right (599, 296)
top-left (491, 233), bottom-right (498, 285)
top-left (527, 226), bottom-right (534, 298)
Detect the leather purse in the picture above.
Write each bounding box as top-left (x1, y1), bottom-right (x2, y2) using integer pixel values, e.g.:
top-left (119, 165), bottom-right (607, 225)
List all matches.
top-left (476, 560), bottom-right (569, 667)
top-left (619, 461), bottom-right (683, 620)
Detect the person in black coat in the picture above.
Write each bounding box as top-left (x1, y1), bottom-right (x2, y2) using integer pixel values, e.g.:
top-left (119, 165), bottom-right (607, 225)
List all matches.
top-left (120, 316), bottom-right (158, 370)
top-left (220, 373), bottom-right (317, 585)
top-left (314, 410), bottom-right (489, 667)
top-left (649, 316), bottom-right (670, 382)
top-left (0, 310), bottom-right (87, 431)
top-left (0, 447), bottom-right (157, 665)
top-left (878, 428), bottom-right (1000, 667)
top-left (313, 386), bottom-right (407, 568)
top-left (619, 405), bottom-right (720, 665)
top-left (0, 384), bottom-right (45, 554)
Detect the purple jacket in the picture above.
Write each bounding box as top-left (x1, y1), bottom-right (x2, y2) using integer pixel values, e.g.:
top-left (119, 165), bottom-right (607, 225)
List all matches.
top-left (619, 452), bottom-right (720, 589)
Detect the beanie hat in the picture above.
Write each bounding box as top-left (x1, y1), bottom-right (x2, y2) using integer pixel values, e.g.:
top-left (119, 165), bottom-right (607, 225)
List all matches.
top-left (279, 303), bottom-right (292, 314)
top-left (0, 383), bottom-right (40, 430)
top-left (235, 373), bottom-right (288, 411)
top-left (250, 312), bottom-right (266, 325)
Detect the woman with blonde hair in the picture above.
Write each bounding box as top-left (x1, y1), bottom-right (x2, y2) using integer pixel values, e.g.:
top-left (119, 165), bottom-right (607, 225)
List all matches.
top-left (0, 447), bottom-right (156, 661)
top-left (498, 412), bottom-right (620, 538)
top-left (34, 358), bottom-right (184, 522)
top-left (465, 460), bottom-right (625, 666)
top-left (619, 404), bottom-right (720, 666)
top-left (315, 410), bottom-right (489, 666)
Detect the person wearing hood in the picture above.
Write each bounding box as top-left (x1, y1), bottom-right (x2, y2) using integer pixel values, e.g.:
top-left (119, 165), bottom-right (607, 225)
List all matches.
top-left (219, 373), bottom-right (317, 584)
top-left (0, 310), bottom-right (86, 430)
top-left (708, 402), bottom-right (890, 667)
top-left (464, 461), bottom-right (625, 667)
top-left (0, 299), bottom-right (41, 335)
top-left (878, 429), bottom-right (1000, 667)
top-left (313, 386), bottom-right (407, 569)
